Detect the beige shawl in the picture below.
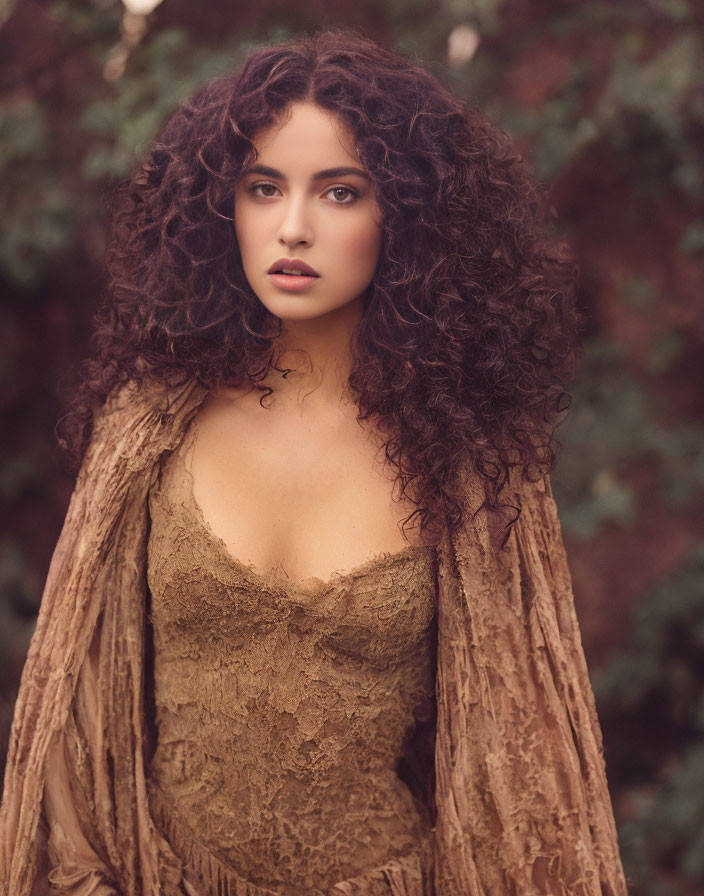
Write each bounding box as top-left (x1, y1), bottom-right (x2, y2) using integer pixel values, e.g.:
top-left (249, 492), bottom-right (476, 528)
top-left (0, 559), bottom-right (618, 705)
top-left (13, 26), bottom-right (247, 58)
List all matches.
top-left (0, 376), bottom-right (628, 895)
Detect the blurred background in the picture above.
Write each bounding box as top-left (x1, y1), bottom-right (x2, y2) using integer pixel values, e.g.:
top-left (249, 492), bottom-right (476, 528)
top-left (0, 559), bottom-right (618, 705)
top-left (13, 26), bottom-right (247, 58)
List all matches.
top-left (1, 0), bottom-right (703, 892)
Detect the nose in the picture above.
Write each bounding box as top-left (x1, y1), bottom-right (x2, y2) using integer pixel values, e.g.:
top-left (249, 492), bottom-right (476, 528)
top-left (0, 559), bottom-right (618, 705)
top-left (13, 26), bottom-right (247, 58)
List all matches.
top-left (277, 195), bottom-right (314, 248)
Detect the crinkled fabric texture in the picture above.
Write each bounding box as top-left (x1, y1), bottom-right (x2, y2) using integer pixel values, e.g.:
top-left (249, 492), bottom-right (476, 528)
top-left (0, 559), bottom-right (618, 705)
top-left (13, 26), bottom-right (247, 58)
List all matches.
top-left (144, 432), bottom-right (437, 894)
top-left (0, 377), bottom-right (629, 895)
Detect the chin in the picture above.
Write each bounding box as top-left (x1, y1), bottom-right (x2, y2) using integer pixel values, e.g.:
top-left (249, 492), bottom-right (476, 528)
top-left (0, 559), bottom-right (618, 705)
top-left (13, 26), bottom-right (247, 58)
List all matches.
top-left (260, 296), bottom-right (360, 322)
top-left (273, 308), bottom-right (344, 323)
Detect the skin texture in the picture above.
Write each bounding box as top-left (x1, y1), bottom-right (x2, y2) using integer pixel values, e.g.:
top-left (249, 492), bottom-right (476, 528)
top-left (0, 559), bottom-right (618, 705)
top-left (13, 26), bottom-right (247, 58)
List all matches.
top-left (233, 101), bottom-right (383, 410)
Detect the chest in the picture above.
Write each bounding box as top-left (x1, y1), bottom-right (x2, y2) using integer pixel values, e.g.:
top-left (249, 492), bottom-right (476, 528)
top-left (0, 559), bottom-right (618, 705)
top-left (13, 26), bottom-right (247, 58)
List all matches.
top-left (179, 391), bottom-right (431, 583)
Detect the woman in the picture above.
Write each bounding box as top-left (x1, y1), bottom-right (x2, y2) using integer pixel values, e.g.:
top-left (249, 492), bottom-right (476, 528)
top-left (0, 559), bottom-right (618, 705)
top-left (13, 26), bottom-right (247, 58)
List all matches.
top-left (0, 28), bottom-right (628, 896)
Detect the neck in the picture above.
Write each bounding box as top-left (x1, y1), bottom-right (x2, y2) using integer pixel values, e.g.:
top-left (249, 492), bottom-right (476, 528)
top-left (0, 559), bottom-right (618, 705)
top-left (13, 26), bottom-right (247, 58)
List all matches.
top-left (260, 299), bottom-right (363, 413)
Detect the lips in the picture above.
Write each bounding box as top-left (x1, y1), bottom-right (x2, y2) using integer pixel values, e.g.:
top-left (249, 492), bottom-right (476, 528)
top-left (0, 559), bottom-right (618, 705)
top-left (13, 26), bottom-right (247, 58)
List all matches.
top-left (267, 257), bottom-right (320, 277)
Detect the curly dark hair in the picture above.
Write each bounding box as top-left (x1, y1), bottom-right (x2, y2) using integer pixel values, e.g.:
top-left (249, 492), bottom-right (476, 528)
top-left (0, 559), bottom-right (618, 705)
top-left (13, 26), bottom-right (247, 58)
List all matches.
top-left (59, 26), bottom-right (581, 543)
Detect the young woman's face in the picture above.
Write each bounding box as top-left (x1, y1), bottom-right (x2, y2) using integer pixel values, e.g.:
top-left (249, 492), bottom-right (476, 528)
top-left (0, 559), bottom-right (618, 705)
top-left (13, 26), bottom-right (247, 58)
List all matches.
top-left (234, 101), bottom-right (383, 324)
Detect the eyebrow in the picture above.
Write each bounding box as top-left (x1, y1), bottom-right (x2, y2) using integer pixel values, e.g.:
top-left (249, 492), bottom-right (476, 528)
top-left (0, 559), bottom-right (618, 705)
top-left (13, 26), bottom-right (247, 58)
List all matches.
top-left (242, 163), bottom-right (371, 182)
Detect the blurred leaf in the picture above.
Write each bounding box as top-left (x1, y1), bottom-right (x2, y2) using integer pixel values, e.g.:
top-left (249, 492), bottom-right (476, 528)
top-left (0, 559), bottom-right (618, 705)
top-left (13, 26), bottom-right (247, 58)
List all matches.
top-left (647, 0), bottom-right (693, 24)
top-left (678, 220), bottom-right (704, 255)
top-left (50, 0), bottom-right (121, 35)
top-left (595, 542), bottom-right (704, 735)
top-left (0, 539), bottom-right (37, 667)
top-left (0, 104), bottom-right (77, 286)
top-left (623, 742), bottom-right (704, 884)
top-left (443, 0), bottom-right (504, 34)
top-left (593, 544), bottom-right (704, 889)
top-left (79, 29), bottom-right (252, 181)
top-left (597, 31), bottom-right (704, 202)
top-left (618, 275), bottom-right (658, 310)
top-left (0, 456), bottom-right (40, 501)
top-left (553, 339), bottom-right (704, 539)
top-left (647, 330), bottom-right (684, 375)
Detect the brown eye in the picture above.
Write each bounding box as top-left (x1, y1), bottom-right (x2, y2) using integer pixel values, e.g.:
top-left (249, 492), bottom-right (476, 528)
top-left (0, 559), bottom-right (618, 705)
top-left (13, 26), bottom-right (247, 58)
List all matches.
top-left (326, 186), bottom-right (359, 204)
top-left (249, 183), bottom-right (279, 198)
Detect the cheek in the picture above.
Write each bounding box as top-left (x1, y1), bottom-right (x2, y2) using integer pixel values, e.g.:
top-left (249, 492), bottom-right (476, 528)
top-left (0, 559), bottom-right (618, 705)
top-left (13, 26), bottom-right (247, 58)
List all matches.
top-left (342, 219), bottom-right (382, 272)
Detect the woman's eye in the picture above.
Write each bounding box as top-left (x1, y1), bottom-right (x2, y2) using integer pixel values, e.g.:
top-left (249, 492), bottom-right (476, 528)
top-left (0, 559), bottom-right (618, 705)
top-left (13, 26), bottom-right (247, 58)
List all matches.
top-left (326, 186), bottom-right (358, 204)
top-left (250, 183), bottom-right (279, 198)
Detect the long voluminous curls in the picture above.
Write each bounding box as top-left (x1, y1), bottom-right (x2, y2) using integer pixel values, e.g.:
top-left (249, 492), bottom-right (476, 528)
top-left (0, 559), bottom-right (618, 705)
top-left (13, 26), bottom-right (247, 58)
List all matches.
top-left (60, 27), bottom-right (581, 542)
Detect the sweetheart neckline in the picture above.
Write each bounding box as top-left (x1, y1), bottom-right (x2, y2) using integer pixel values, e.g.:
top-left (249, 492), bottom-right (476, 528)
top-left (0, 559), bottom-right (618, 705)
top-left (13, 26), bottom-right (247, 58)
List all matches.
top-left (157, 447), bottom-right (436, 597)
top-left (187, 491), bottom-right (433, 596)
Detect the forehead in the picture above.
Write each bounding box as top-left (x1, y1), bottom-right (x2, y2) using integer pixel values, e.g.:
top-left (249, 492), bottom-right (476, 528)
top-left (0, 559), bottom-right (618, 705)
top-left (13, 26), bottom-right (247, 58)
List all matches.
top-left (251, 102), bottom-right (358, 167)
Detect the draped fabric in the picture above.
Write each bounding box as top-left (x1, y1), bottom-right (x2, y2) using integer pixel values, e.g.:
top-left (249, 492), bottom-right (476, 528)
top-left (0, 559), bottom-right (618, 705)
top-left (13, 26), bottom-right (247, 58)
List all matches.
top-left (0, 376), bottom-right (628, 895)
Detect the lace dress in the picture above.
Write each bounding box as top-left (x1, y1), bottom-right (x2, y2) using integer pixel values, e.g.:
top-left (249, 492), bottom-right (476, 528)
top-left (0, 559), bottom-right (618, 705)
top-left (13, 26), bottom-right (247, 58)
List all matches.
top-left (144, 433), bottom-right (439, 896)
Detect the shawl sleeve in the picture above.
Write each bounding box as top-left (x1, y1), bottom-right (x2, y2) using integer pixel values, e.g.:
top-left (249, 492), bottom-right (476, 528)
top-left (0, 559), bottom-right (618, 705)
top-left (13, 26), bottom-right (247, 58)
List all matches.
top-left (40, 623), bottom-right (119, 896)
top-left (433, 469), bottom-right (628, 895)
top-left (0, 377), bottom-right (208, 896)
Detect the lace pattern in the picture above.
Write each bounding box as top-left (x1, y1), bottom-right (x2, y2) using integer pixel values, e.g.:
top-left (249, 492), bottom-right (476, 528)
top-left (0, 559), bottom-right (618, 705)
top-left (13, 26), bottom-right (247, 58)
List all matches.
top-left (145, 435), bottom-right (438, 894)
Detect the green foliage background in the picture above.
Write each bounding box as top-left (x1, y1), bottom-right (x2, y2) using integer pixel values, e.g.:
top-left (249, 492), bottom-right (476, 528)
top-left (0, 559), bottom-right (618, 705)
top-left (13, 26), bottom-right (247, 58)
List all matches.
top-left (1, 1), bottom-right (703, 892)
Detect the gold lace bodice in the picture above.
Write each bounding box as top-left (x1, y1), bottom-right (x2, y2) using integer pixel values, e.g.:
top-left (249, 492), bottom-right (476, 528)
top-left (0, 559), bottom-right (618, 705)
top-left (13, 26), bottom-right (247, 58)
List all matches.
top-left (145, 435), bottom-right (438, 894)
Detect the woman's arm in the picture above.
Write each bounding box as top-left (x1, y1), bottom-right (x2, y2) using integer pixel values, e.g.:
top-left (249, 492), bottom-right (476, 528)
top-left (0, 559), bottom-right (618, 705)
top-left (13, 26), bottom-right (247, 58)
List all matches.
top-left (39, 626), bottom-right (118, 896)
top-left (42, 740), bottom-right (117, 896)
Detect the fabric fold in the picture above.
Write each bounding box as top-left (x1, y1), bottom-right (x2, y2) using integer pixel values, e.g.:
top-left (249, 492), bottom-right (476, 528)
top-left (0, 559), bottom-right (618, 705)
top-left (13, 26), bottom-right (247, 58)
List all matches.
top-left (433, 465), bottom-right (626, 894)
